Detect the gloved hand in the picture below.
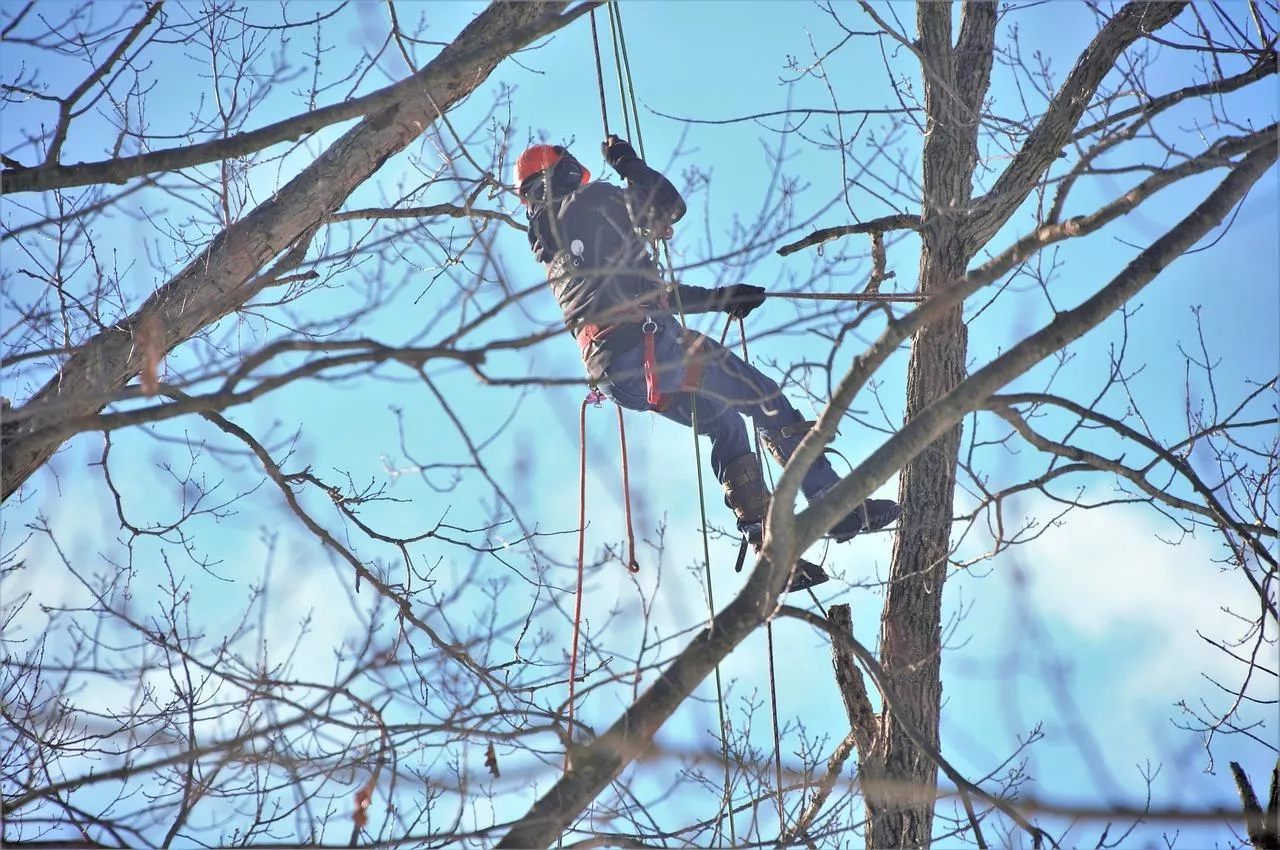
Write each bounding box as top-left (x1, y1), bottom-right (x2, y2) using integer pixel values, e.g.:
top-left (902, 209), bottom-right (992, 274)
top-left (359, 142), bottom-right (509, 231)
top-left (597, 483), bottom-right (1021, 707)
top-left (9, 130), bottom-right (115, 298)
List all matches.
top-left (716, 284), bottom-right (767, 319)
top-left (602, 134), bottom-right (641, 175)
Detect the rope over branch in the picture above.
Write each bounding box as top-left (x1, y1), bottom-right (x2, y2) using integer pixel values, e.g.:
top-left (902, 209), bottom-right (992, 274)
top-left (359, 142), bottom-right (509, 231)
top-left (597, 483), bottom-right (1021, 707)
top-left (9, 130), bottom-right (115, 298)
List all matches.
top-left (768, 290), bottom-right (924, 303)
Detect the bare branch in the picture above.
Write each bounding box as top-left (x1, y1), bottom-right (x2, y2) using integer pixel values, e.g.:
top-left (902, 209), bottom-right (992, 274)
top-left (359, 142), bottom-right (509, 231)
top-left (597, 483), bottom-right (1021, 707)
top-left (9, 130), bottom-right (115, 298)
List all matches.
top-left (966, 1), bottom-right (1188, 251)
top-left (775, 213), bottom-right (921, 257)
top-left (0, 3), bottom-right (597, 195)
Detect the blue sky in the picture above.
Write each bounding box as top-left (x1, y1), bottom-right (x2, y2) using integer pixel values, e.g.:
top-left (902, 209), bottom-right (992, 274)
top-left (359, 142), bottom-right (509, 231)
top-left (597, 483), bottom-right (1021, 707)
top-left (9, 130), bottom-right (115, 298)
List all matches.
top-left (2, 1), bottom-right (1277, 847)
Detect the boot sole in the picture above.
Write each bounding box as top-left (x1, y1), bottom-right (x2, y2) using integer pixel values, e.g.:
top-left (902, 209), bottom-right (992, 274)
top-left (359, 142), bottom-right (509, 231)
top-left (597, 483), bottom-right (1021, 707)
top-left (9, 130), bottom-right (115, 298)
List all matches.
top-left (827, 502), bottom-right (902, 543)
top-left (785, 559), bottom-right (830, 593)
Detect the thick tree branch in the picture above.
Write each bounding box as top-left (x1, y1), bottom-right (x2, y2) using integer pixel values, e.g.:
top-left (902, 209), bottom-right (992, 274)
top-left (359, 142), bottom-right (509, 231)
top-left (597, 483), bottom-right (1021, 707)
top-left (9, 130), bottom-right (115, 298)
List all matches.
top-left (827, 604), bottom-right (878, 755)
top-left (1232, 759), bottom-right (1280, 849)
top-left (0, 3), bottom-right (597, 195)
top-left (790, 140), bottom-right (1276, 550)
top-left (1, 1), bottom-right (576, 503)
top-left (954, 2), bottom-right (998, 119)
top-left (965, 1), bottom-right (1188, 252)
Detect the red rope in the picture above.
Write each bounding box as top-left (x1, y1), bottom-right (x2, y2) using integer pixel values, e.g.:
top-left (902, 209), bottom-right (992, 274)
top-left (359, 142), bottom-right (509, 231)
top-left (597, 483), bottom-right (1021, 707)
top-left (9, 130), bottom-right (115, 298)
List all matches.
top-left (616, 406), bottom-right (640, 573)
top-left (567, 396), bottom-right (589, 770)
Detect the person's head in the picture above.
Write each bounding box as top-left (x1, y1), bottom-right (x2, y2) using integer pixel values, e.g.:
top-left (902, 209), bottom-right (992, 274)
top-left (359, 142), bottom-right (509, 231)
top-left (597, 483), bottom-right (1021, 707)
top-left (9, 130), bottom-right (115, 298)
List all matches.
top-left (514, 144), bottom-right (590, 208)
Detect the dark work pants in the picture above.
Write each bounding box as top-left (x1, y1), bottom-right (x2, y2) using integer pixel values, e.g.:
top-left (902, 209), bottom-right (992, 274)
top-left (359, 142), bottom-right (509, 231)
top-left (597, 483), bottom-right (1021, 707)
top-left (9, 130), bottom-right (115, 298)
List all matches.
top-left (595, 319), bottom-right (843, 530)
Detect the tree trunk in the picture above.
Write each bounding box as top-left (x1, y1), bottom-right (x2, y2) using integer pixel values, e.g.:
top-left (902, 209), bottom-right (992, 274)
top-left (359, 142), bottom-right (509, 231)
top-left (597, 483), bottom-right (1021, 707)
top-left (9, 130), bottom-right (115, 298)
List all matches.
top-left (862, 3), bottom-right (994, 847)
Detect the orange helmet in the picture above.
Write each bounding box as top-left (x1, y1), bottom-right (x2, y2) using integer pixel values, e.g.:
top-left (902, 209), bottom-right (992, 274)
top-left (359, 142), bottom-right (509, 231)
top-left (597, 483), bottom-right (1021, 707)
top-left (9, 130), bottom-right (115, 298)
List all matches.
top-left (514, 144), bottom-right (590, 200)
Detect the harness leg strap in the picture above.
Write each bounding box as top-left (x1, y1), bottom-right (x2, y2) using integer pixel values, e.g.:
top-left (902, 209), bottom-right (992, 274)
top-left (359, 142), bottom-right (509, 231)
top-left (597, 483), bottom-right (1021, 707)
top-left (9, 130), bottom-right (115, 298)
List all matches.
top-left (761, 419), bottom-right (817, 469)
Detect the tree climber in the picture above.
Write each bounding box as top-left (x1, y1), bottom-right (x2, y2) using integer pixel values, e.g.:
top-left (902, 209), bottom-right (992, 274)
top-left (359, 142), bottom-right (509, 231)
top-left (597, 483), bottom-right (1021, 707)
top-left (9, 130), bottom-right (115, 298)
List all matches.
top-left (516, 135), bottom-right (901, 592)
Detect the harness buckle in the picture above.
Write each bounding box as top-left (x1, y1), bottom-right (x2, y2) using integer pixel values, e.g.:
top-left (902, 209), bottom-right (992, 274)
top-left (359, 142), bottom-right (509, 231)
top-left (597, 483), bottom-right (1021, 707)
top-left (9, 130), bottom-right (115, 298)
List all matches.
top-left (641, 316), bottom-right (657, 335)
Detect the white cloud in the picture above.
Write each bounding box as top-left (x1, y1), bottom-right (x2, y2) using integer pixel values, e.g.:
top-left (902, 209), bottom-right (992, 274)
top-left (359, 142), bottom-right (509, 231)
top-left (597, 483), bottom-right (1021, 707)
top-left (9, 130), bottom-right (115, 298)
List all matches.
top-left (1016, 500), bottom-right (1272, 700)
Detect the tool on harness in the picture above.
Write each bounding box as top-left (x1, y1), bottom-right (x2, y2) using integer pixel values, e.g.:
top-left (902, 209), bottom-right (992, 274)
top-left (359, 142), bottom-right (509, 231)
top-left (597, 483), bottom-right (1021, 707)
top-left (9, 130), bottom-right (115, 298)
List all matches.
top-left (642, 317), bottom-right (662, 408)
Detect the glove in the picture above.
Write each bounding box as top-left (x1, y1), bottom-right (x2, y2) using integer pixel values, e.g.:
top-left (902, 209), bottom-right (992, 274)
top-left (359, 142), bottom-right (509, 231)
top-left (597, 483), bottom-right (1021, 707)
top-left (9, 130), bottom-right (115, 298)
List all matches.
top-left (602, 134), bottom-right (641, 175)
top-left (717, 284), bottom-right (766, 319)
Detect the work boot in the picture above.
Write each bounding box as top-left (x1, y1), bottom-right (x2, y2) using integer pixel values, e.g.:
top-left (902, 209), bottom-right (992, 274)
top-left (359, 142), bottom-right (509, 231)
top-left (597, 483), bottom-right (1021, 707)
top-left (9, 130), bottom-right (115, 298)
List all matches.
top-left (722, 453), bottom-right (830, 593)
top-left (760, 424), bottom-right (902, 544)
top-left (825, 497), bottom-right (901, 543)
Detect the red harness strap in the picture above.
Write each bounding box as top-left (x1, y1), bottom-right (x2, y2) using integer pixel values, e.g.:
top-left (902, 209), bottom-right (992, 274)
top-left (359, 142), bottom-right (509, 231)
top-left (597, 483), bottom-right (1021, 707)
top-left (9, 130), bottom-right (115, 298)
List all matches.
top-left (643, 321), bottom-right (663, 408)
top-left (576, 311), bottom-right (706, 413)
top-left (644, 322), bottom-right (705, 412)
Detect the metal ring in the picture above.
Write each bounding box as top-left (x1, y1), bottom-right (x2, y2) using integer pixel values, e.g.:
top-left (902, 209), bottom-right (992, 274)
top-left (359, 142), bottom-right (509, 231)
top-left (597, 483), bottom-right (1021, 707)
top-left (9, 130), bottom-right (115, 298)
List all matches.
top-left (641, 318), bottom-right (657, 335)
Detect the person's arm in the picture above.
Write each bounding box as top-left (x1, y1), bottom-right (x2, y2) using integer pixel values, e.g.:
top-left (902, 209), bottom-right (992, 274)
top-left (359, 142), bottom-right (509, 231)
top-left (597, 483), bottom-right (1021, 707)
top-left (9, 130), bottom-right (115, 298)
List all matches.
top-left (603, 135), bottom-right (687, 236)
top-left (666, 282), bottom-right (767, 317)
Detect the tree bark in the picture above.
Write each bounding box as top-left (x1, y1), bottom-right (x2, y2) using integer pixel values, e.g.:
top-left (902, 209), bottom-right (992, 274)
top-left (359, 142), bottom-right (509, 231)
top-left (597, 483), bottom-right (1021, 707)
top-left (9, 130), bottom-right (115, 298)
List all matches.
top-left (0, 1), bottom-right (573, 503)
top-left (861, 2), bottom-right (1237, 845)
top-left (862, 3), bottom-right (994, 847)
top-left (1230, 758), bottom-right (1279, 848)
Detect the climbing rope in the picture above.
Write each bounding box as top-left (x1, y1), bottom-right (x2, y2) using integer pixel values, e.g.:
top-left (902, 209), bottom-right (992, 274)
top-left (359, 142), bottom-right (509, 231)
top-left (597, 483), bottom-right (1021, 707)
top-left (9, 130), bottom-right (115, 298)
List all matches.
top-left (728, 317), bottom-right (785, 830)
top-left (607, 0), bottom-right (646, 157)
top-left (566, 9), bottom-right (643, 775)
top-left (616, 404), bottom-right (640, 573)
top-left (587, 8), bottom-right (610, 139)
top-left (574, 1), bottom-right (742, 840)
top-left (728, 314), bottom-right (837, 833)
top-left (666, 281), bottom-right (738, 847)
top-left (567, 395), bottom-right (590, 772)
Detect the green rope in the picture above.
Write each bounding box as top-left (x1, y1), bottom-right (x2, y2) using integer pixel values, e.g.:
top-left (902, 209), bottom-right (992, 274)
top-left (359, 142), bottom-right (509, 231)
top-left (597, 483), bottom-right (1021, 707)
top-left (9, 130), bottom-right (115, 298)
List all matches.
top-left (608, 0), bottom-right (646, 160)
top-left (667, 273), bottom-right (738, 849)
top-left (603, 2), bottom-right (735, 840)
top-left (734, 318), bottom-right (787, 837)
top-left (588, 8), bottom-right (611, 138)
top-left (605, 0), bottom-right (632, 141)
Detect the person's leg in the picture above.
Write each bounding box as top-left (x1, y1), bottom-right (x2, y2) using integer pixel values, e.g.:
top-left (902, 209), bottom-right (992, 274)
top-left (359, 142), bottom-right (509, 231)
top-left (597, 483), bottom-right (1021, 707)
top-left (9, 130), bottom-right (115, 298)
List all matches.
top-left (597, 322), bottom-right (826, 590)
top-left (596, 320), bottom-right (753, 481)
top-left (677, 329), bottom-right (840, 497)
top-left (681, 330), bottom-right (901, 542)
